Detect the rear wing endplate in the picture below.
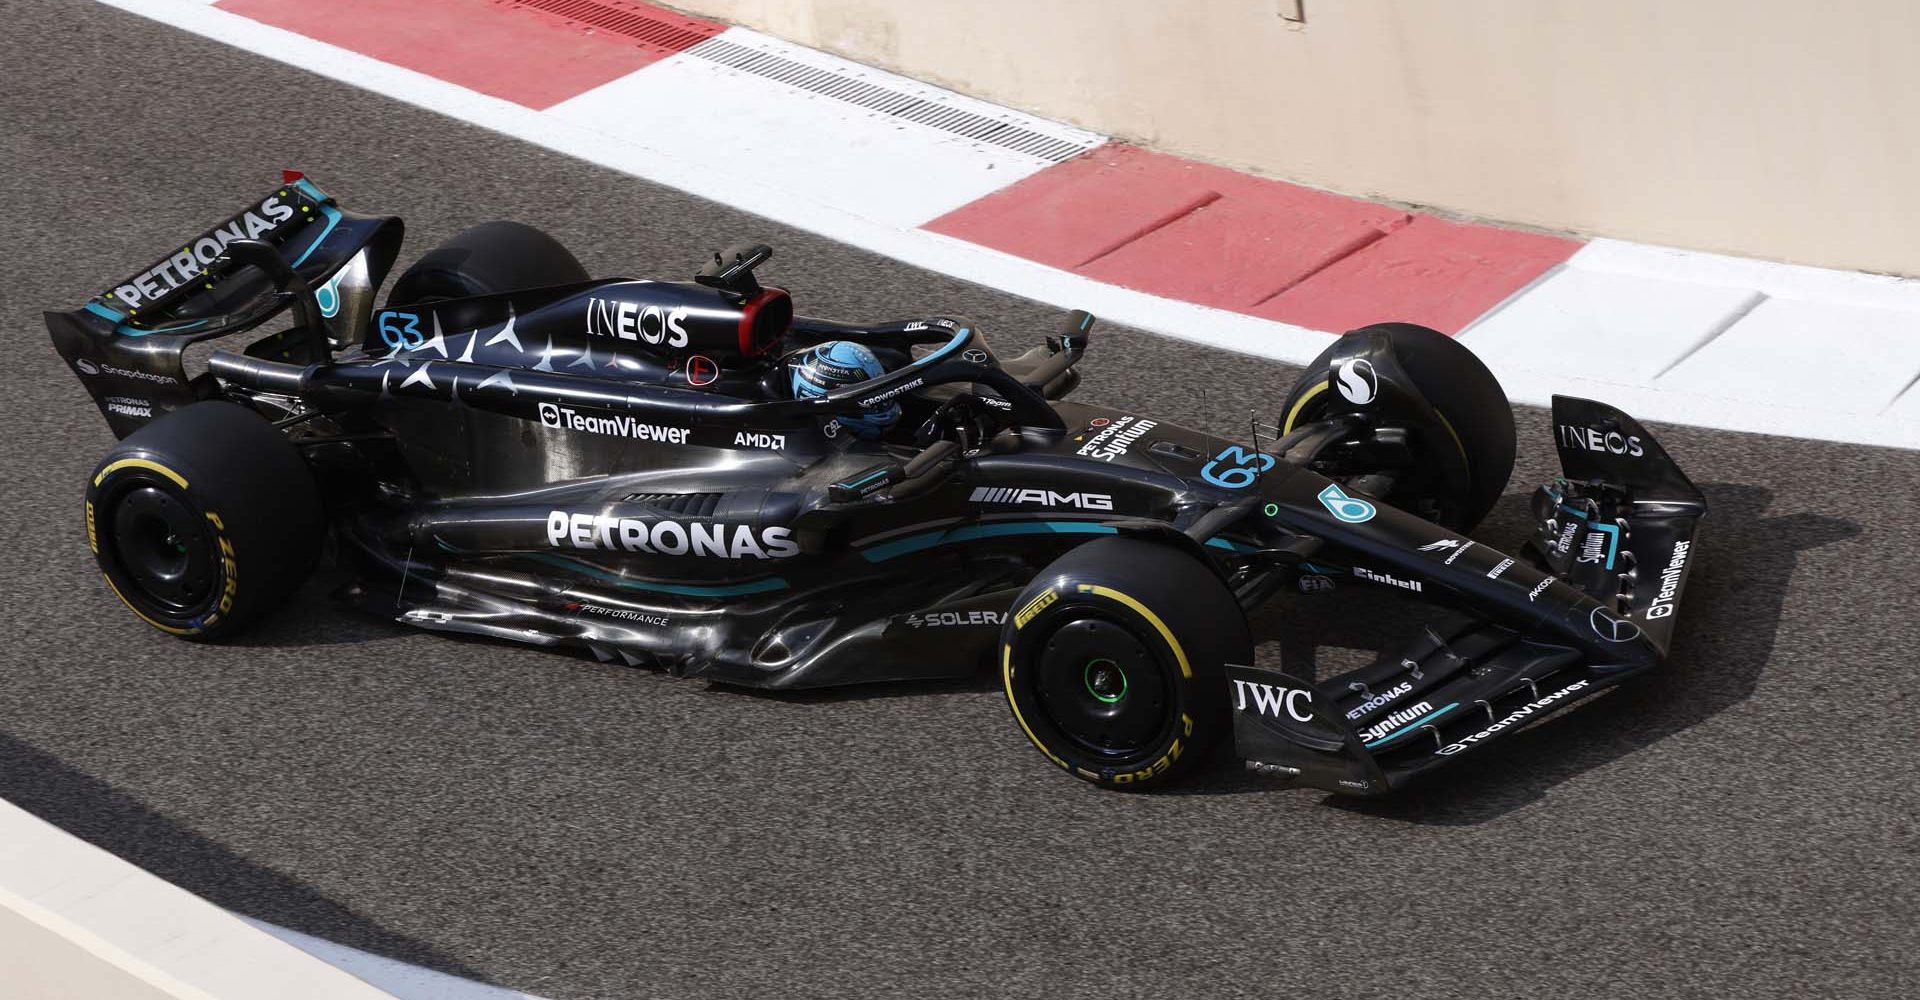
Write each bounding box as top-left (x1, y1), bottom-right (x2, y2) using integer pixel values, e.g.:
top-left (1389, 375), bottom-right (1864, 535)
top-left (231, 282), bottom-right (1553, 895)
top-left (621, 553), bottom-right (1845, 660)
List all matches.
top-left (47, 175), bottom-right (402, 436)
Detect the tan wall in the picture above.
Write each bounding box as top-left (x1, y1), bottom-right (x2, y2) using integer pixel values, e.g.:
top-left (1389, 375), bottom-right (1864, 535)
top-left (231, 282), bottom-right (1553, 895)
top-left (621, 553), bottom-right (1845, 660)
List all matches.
top-left (673, 0), bottom-right (1920, 276)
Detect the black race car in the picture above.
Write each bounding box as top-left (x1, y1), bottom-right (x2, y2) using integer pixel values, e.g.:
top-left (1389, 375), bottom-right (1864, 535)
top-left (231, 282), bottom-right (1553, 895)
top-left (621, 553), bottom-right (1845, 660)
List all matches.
top-left (50, 177), bottom-right (1706, 794)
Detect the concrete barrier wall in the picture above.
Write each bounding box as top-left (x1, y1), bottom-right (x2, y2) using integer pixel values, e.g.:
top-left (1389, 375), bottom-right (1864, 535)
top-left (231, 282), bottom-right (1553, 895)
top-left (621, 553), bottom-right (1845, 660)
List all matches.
top-left (672, 0), bottom-right (1920, 276)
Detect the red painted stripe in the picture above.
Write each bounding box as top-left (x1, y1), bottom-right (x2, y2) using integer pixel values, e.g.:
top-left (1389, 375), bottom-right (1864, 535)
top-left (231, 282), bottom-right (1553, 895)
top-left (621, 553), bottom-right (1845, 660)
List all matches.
top-left (217, 0), bottom-right (723, 110)
top-left (1079, 187), bottom-right (1410, 312)
top-left (1251, 216), bottom-right (1581, 335)
top-left (926, 143), bottom-right (1581, 335)
top-left (926, 146), bottom-right (1229, 269)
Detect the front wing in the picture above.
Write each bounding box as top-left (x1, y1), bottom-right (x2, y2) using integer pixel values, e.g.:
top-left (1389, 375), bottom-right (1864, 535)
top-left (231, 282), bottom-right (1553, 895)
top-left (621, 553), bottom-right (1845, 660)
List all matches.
top-left (1229, 397), bottom-right (1706, 795)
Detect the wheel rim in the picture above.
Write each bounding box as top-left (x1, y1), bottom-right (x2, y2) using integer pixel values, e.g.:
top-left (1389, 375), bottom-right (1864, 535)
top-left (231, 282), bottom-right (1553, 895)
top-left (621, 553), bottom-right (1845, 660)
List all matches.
top-left (1083, 657), bottom-right (1128, 703)
top-left (1036, 615), bottom-right (1172, 757)
top-left (107, 484), bottom-right (213, 613)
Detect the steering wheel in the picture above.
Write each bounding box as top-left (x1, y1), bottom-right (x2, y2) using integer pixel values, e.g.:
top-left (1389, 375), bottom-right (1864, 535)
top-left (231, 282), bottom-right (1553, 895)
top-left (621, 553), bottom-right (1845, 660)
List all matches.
top-left (913, 391), bottom-right (1013, 451)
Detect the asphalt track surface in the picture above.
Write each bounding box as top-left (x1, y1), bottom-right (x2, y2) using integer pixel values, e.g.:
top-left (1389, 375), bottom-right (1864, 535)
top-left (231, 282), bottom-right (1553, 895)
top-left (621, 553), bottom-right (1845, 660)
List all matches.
top-left (3, 3), bottom-right (1918, 998)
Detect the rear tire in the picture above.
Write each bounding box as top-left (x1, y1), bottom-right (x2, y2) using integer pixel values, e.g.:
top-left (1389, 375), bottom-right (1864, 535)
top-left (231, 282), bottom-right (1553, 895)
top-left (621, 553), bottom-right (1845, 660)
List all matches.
top-left (386, 220), bottom-right (589, 307)
top-left (85, 402), bottom-right (323, 640)
top-left (1001, 537), bottom-right (1251, 791)
top-left (1279, 322), bottom-right (1515, 531)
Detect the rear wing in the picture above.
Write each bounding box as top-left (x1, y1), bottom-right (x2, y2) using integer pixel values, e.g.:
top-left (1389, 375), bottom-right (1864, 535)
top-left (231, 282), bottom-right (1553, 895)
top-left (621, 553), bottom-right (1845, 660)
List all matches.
top-left (47, 174), bottom-right (402, 436)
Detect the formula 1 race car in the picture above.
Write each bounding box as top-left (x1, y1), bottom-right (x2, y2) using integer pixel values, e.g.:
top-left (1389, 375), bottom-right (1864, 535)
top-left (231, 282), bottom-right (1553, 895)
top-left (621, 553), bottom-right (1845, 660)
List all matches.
top-left (50, 177), bottom-right (1707, 794)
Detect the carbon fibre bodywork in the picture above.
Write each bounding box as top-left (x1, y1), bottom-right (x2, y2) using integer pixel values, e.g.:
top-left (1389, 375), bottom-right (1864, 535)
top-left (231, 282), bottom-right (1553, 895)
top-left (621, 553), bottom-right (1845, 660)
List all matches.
top-left (51, 180), bottom-right (1707, 795)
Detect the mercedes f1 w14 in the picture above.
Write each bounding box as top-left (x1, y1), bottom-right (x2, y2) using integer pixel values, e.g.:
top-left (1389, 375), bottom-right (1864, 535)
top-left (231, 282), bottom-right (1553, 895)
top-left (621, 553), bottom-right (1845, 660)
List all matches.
top-left (50, 177), bottom-right (1707, 794)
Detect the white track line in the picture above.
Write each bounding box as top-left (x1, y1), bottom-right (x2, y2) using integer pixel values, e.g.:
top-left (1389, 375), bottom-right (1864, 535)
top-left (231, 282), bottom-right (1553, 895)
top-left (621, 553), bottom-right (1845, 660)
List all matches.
top-left (0, 797), bottom-right (399, 999)
top-left (241, 919), bottom-right (552, 1000)
top-left (92, 0), bottom-right (1920, 451)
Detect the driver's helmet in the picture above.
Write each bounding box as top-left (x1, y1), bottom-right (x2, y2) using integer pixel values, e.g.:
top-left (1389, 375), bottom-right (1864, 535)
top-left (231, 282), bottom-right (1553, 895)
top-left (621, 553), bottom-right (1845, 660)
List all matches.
top-left (787, 340), bottom-right (899, 438)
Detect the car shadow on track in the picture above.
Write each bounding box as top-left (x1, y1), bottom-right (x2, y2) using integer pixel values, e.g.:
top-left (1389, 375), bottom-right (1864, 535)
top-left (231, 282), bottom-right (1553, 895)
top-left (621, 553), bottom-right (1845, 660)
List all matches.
top-left (722, 674), bottom-right (1003, 702)
top-left (218, 570), bottom-right (416, 649)
top-left (0, 730), bottom-right (495, 982)
top-left (1181, 483), bottom-right (1857, 822)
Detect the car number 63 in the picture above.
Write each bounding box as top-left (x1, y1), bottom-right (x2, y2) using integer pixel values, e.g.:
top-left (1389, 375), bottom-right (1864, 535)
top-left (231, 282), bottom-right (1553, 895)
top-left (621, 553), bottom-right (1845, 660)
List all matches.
top-left (1200, 445), bottom-right (1276, 489)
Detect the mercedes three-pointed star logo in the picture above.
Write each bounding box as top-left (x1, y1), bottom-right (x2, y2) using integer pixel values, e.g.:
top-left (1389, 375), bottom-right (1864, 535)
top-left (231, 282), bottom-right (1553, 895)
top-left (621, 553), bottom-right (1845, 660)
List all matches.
top-left (1589, 606), bottom-right (1642, 643)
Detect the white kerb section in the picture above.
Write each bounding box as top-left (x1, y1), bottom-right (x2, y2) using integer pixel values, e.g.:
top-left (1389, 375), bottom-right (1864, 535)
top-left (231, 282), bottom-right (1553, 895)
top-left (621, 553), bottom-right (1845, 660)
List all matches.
top-left (1461, 239), bottom-right (1920, 447)
top-left (548, 28), bottom-right (1102, 228)
top-left (1659, 296), bottom-right (1920, 413)
top-left (1458, 266), bottom-right (1764, 385)
top-left (0, 797), bottom-right (399, 1000)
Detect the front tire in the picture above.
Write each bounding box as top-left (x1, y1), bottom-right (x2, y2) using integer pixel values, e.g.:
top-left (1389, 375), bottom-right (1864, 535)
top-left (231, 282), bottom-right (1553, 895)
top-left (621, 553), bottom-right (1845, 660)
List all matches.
top-left (1001, 538), bottom-right (1251, 791)
top-left (1279, 322), bottom-right (1515, 532)
top-left (85, 402), bottom-right (323, 640)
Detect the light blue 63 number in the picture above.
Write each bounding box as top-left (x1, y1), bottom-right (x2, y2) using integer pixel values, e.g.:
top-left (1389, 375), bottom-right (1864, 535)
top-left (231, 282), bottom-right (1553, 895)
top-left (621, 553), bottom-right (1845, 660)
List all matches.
top-left (1200, 445), bottom-right (1276, 489)
top-left (377, 311), bottom-right (425, 350)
